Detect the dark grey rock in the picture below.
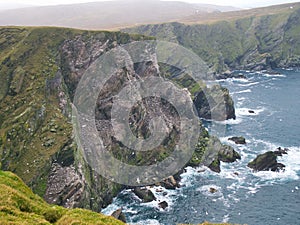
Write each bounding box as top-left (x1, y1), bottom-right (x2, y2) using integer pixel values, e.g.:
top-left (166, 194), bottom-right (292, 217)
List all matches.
top-left (133, 187), bottom-right (156, 203)
top-left (248, 151), bottom-right (286, 172)
top-left (158, 201), bottom-right (168, 210)
top-left (228, 136), bottom-right (246, 145)
top-left (111, 208), bottom-right (126, 223)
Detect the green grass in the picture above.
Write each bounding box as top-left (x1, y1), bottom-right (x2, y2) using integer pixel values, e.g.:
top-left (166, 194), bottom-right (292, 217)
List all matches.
top-left (0, 170), bottom-right (124, 225)
top-left (0, 26), bottom-right (148, 198)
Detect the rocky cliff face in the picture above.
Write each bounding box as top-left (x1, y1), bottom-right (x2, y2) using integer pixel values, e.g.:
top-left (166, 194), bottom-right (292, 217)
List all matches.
top-left (123, 4), bottom-right (300, 73)
top-left (0, 27), bottom-right (236, 212)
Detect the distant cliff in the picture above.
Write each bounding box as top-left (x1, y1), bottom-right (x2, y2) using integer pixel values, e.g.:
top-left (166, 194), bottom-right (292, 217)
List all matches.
top-left (124, 3), bottom-right (300, 73)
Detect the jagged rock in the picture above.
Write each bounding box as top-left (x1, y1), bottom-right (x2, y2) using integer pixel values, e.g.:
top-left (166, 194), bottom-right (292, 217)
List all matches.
top-left (197, 168), bottom-right (206, 173)
top-left (44, 163), bottom-right (85, 208)
top-left (160, 176), bottom-right (180, 190)
top-left (264, 69), bottom-right (282, 75)
top-left (228, 136), bottom-right (246, 145)
top-left (218, 145), bottom-right (241, 163)
top-left (274, 147), bottom-right (289, 156)
top-left (208, 159), bottom-right (221, 173)
top-left (158, 201), bottom-right (168, 210)
top-left (204, 136), bottom-right (241, 173)
top-left (111, 208), bottom-right (126, 223)
top-left (193, 85), bottom-right (236, 121)
top-left (209, 187), bottom-right (218, 193)
top-left (248, 151), bottom-right (286, 172)
top-left (133, 187), bottom-right (156, 203)
top-left (215, 71), bottom-right (246, 80)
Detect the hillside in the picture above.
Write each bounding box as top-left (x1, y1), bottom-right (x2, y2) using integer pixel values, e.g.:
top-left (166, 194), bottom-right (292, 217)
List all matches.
top-left (0, 27), bottom-right (152, 211)
top-left (0, 170), bottom-right (124, 224)
top-left (0, 1), bottom-right (238, 30)
top-left (0, 26), bottom-right (237, 214)
top-left (123, 2), bottom-right (300, 72)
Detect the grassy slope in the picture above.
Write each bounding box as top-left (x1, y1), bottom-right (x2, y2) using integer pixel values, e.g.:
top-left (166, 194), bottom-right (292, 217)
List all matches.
top-left (123, 2), bottom-right (300, 72)
top-left (0, 170), bottom-right (124, 224)
top-left (181, 2), bottom-right (300, 24)
top-left (0, 27), bottom-right (146, 197)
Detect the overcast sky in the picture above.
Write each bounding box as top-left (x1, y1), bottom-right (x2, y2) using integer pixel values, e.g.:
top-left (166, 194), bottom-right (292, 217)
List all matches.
top-left (0, 0), bottom-right (298, 8)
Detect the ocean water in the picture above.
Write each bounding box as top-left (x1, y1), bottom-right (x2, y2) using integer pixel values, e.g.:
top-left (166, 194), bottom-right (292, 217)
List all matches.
top-left (102, 69), bottom-right (300, 225)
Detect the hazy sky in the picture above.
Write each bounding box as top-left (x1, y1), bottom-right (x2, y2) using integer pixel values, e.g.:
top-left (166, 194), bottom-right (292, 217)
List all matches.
top-left (0, 0), bottom-right (298, 8)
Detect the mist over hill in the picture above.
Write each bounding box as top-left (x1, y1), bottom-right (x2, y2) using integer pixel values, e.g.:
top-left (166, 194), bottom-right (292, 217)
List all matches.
top-left (0, 2), bottom-right (33, 11)
top-left (0, 0), bottom-right (238, 30)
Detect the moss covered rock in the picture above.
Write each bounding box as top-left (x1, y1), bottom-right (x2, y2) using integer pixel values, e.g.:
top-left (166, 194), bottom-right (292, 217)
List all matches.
top-left (248, 151), bottom-right (286, 172)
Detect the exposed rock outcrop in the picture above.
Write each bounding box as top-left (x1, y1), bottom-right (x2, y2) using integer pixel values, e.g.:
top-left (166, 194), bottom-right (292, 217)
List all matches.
top-left (193, 85), bottom-right (236, 121)
top-left (228, 136), bottom-right (246, 145)
top-left (215, 71), bottom-right (246, 80)
top-left (248, 150), bottom-right (286, 172)
top-left (160, 176), bottom-right (180, 190)
top-left (111, 208), bottom-right (127, 223)
top-left (44, 163), bottom-right (85, 208)
top-left (158, 201), bottom-right (168, 210)
top-left (209, 187), bottom-right (218, 194)
top-left (133, 187), bottom-right (157, 203)
top-left (218, 145), bottom-right (241, 163)
top-left (208, 159), bottom-right (221, 173)
top-left (203, 136), bottom-right (241, 173)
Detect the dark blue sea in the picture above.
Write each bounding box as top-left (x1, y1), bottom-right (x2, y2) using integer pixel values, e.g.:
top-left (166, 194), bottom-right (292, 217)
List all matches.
top-left (103, 69), bottom-right (300, 225)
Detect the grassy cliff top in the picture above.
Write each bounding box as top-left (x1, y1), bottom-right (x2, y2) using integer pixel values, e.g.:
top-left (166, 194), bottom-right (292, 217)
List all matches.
top-left (163, 2), bottom-right (300, 25)
top-left (0, 170), bottom-right (236, 224)
top-left (0, 169), bottom-right (125, 224)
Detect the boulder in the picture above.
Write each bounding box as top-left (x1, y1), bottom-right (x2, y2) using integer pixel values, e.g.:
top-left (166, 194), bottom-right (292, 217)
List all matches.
top-left (248, 110), bottom-right (255, 114)
top-left (160, 176), bottom-right (180, 190)
top-left (208, 159), bottom-right (221, 173)
top-left (209, 187), bottom-right (218, 193)
top-left (248, 151), bottom-right (286, 172)
top-left (158, 201), bottom-right (168, 210)
top-left (133, 187), bottom-right (156, 203)
top-left (228, 136), bottom-right (246, 145)
top-left (206, 137), bottom-right (241, 173)
top-left (215, 71), bottom-right (246, 80)
top-left (218, 145), bottom-right (241, 163)
top-left (111, 208), bottom-right (126, 223)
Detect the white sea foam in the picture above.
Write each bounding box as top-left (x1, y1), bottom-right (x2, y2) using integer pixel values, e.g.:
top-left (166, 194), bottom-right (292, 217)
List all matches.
top-left (197, 185), bottom-right (223, 198)
top-left (236, 107), bottom-right (265, 116)
top-left (233, 89), bottom-right (252, 94)
top-left (101, 198), bottom-right (122, 215)
top-left (237, 82), bottom-right (259, 87)
top-left (262, 73), bottom-right (286, 78)
top-left (223, 214), bottom-right (230, 223)
top-left (231, 78), bottom-right (249, 83)
top-left (237, 97), bottom-right (246, 101)
top-left (179, 166), bottom-right (201, 187)
top-left (215, 117), bottom-right (243, 125)
top-left (219, 136), bottom-right (232, 144)
top-left (247, 140), bottom-right (300, 183)
top-left (129, 219), bottom-right (161, 225)
top-left (222, 77), bottom-right (250, 84)
top-left (145, 186), bottom-right (178, 211)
